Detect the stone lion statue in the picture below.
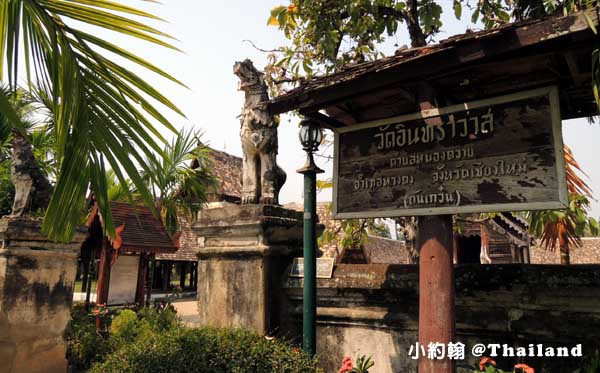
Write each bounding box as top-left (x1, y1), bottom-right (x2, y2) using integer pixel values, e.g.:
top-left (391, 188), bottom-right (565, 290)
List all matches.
top-left (234, 59), bottom-right (286, 205)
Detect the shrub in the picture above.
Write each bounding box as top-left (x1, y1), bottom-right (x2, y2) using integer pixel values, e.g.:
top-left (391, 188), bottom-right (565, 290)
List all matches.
top-left (91, 327), bottom-right (319, 373)
top-left (64, 303), bottom-right (112, 370)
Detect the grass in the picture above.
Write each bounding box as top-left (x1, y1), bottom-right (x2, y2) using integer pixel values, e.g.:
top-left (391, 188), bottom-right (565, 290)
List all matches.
top-left (74, 280), bottom-right (98, 293)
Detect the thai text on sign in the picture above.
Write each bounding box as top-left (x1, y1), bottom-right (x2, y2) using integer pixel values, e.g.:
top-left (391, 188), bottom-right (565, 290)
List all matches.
top-left (332, 87), bottom-right (568, 218)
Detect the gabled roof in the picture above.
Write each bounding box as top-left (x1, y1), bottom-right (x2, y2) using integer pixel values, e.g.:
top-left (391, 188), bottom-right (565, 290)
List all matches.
top-left (87, 201), bottom-right (178, 254)
top-left (458, 212), bottom-right (531, 248)
top-left (487, 212), bottom-right (531, 247)
top-left (208, 148), bottom-right (242, 202)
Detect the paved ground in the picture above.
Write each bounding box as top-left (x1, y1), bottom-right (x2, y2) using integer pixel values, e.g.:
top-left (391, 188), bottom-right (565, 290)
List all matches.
top-left (72, 292), bottom-right (201, 326)
top-left (172, 298), bottom-right (201, 326)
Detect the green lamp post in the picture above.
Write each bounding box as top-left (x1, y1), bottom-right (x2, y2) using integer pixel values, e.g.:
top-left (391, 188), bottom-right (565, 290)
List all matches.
top-left (297, 118), bottom-right (324, 356)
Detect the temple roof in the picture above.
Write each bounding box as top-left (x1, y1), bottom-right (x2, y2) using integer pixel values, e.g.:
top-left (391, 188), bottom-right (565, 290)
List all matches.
top-left (268, 9), bottom-right (599, 125)
top-left (87, 202), bottom-right (178, 254)
top-left (207, 148), bottom-right (242, 202)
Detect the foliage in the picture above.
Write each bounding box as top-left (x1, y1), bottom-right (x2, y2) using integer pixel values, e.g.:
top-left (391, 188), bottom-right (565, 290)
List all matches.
top-left (318, 202), bottom-right (390, 253)
top-left (141, 128), bottom-right (217, 236)
top-left (0, 159), bottom-right (13, 215)
top-left (527, 146), bottom-right (598, 262)
top-left (338, 355), bottom-right (375, 373)
top-left (64, 303), bottom-right (112, 370)
top-left (91, 327), bottom-right (319, 373)
top-left (0, 0), bottom-right (185, 241)
top-left (66, 302), bottom-right (317, 373)
top-left (0, 85), bottom-right (54, 217)
top-left (574, 349), bottom-right (600, 373)
top-left (66, 301), bottom-right (180, 370)
top-left (264, 1), bottom-right (600, 104)
top-left (473, 357), bottom-right (534, 373)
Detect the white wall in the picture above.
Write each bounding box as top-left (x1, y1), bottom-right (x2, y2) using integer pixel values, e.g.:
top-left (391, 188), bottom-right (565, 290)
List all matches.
top-left (108, 254), bottom-right (139, 305)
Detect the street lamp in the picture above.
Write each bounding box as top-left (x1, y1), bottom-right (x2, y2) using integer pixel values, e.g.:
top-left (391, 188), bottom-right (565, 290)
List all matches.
top-left (297, 118), bottom-right (324, 356)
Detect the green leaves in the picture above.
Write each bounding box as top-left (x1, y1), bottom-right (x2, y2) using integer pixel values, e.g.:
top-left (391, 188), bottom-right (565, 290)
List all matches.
top-left (141, 128), bottom-right (217, 236)
top-left (0, 0), bottom-right (185, 241)
top-left (453, 1), bottom-right (462, 19)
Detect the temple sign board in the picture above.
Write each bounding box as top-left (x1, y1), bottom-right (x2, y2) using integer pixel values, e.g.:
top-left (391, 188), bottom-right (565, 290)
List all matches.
top-left (332, 86), bottom-right (568, 219)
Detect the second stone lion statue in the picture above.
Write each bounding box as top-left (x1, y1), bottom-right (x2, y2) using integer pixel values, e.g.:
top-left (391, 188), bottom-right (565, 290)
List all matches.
top-left (234, 59), bottom-right (286, 205)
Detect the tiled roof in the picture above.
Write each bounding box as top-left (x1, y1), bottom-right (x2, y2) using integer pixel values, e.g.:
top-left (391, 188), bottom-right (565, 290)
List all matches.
top-left (364, 236), bottom-right (408, 264)
top-left (156, 216), bottom-right (197, 261)
top-left (285, 202), bottom-right (409, 264)
top-left (107, 202), bottom-right (177, 254)
top-left (532, 237), bottom-right (600, 264)
top-left (163, 148), bottom-right (242, 261)
top-left (208, 148), bottom-right (242, 201)
top-left (268, 10), bottom-right (597, 116)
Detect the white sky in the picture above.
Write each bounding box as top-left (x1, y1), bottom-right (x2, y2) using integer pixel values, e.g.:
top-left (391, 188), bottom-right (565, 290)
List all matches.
top-left (91, 1), bottom-right (600, 219)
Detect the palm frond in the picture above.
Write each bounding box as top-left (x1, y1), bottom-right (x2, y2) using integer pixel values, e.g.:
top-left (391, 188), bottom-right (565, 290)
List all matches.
top-left (528, 145), bottom-right (595, 252)
top-left (0, 0), bottom-right (186, 241)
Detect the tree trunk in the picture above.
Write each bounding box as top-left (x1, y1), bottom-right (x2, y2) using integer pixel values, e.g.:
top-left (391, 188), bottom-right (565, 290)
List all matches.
top-left (558, 222), bottom-right (570, 264)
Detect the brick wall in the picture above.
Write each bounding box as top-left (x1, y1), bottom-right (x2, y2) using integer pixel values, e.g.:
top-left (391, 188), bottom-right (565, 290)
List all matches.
top-left (530, 237), bottom-right (600, 264)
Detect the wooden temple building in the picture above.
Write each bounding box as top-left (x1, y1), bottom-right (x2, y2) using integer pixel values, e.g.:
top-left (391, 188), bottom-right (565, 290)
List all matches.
top-left (455, 213), bottom-right (531, 264)
top-left (79, 202), bottom-right (178, 306)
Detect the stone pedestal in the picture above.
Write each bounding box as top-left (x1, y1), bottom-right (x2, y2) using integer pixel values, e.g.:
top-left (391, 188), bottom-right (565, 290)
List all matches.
top-left (0, 217), bottom-right (85, 373)
top-left (193, 203), bottom-right (305, 335)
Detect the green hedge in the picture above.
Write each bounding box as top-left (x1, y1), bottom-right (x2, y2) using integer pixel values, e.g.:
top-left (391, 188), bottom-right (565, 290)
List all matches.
top-left (65, 302), bottom-right (319, 372)
top-left (90, 327), bottom-right (319, 373)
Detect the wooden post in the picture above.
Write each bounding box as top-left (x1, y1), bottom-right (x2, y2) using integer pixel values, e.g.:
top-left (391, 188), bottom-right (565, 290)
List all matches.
top-left (135, 252), bottom-right (148, 306)
top-left (95, 240), bottom-right (113, 329)
top-left (161, 261), bottom-right (171, 292)
top-left (418, 215), bottom-right (455, 373)
top-left (80, 255), bottom-right (89, 293)
top-left (145, 256), bottom-right (154, 306)
top-left (179, 262), bottom-right (186, 289)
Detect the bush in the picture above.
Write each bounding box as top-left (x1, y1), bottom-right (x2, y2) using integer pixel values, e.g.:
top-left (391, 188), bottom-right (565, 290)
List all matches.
top-left (91, 327), bottom-right (319, 373)
top-left (64, 303), bottom-right (112, 370)
top-left (66, 302), bottom-right (315, 372)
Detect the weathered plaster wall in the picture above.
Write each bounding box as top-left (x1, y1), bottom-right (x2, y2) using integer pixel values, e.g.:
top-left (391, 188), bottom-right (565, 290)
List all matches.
top-left (283, 264), bottom-right (600, 373)
top-left (194, 204), bottom-right (306, 335)
top-left (107, 254), bottom-right (139, 305)
top-left (531, 237), bottom-right (600, 264)
top-left (0, 218), bottom-right (84, 373)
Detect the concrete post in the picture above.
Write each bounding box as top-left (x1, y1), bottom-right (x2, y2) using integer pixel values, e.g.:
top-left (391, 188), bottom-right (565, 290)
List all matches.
top-left (193, 203), bottom-right (305, 335)
top-left (0, 217), bottom-right (85, 373)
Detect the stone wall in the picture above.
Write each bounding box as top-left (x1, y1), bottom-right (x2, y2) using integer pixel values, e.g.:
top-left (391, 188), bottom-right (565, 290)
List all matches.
top-left (531, 237), bottom-right (600, 264)
top-left (282, 264), bottom-right (600, 373)
top-left (0, 217), bottom-right (85, 373)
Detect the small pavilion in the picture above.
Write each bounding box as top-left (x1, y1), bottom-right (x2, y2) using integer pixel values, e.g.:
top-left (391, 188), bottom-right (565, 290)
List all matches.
top-left (80, 201), bottom-right (178, 306)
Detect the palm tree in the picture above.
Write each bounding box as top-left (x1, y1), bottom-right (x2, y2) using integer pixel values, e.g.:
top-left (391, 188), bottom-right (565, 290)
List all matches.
top-left (142, 129), bottom-right (216, 236)
top-left (528, 146), bottom-right (599, 264)
top-left (0, 0), bottom-right (185, 241)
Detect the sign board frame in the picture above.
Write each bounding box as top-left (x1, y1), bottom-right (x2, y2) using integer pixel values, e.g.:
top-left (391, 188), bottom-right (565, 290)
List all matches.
top-left (332, 86), bottom-right (568, 219)
top-left (290, 257), bottom-right (335, 279)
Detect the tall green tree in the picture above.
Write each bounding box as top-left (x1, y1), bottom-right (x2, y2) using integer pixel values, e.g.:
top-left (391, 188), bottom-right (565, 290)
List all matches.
top-left (0, 0), bottom-right (186, 241)
top-left (265, 1), bottom-right (599, 96)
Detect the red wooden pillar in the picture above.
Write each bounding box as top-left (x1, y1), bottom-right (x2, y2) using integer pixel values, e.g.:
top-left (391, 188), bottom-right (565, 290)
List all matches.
top-left (418, 215), bottom-right (455, 373)
top-left (135, 252), bottom-right (148, 306)
top-left (95, 240), bottom-right (113, 329)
